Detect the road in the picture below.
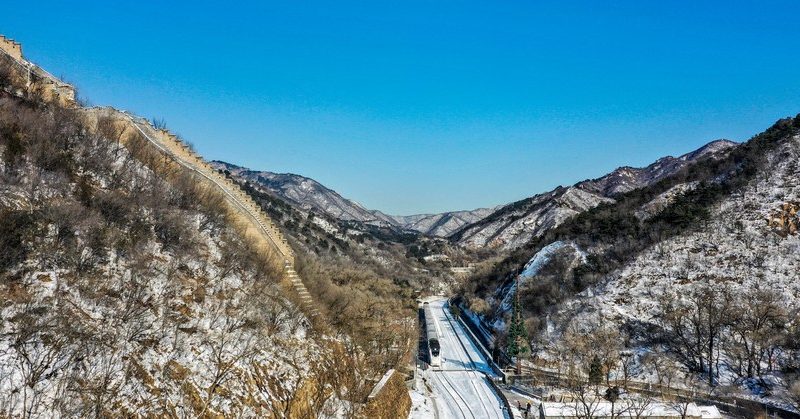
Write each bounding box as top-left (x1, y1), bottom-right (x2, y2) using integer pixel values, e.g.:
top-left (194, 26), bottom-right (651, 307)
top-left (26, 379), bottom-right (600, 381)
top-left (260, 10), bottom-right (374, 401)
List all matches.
top-left (414, 298), bottom-right (509, 419)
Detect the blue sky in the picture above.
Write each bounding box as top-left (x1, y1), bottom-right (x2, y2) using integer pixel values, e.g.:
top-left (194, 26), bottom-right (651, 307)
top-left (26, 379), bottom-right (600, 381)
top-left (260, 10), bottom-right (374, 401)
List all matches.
top-left (3, 1), bottom-right (799, 214)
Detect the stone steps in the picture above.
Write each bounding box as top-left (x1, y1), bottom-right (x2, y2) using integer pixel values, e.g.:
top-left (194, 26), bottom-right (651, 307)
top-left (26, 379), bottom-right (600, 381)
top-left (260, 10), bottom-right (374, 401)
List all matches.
top-left (120, 114), bottom-right (326, 328)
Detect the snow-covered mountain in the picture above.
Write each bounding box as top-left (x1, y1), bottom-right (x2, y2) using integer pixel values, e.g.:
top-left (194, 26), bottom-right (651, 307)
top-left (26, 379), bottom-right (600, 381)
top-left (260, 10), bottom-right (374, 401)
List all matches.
top-left (451, 139), bottom-right (737, 250)
top-left (211, 161), bottom-right (497, 237)
top-left (0, 92), bottom-right (324, 416)
top-left (208, 161), bottom-right (478, 293)
top-left (463, 116), bottom-right (800, 410)
top-left (577, 139), bottom-right (737, 196)
top-left (388, 208), bottom-right (499, 237)
top-left (557, 130), bottom-right (800, 357)
top-left (211, 161), bottom-right (397, 226)
top-left (213, 140), bottom-right (736, 247)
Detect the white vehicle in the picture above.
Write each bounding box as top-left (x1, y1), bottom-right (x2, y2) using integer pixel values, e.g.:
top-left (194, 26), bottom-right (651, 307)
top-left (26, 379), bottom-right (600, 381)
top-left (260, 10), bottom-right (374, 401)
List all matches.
top-left (423, 302), bottom-right (442, 368)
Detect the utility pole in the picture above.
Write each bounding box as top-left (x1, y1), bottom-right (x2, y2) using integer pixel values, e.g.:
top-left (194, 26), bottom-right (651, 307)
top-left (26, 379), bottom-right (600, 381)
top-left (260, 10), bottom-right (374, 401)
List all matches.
top-left (515, 275), bottom-right (522, 375)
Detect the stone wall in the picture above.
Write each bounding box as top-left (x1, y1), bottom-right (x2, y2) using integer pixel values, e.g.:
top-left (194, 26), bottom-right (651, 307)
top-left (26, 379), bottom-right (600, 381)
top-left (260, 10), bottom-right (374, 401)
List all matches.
top-left (1, 35), bottom-right (324, 326)
top-left (0, 34), bottom-right (76, 107)
top-left (0, 35), bottom-right (22, 61)
top-left (80, 106), bottom-right (325, 327)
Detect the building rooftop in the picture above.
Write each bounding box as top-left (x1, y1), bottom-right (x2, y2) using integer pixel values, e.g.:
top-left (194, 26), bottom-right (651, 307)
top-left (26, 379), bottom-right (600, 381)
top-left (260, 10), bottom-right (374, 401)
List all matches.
top-left (539, 400), bottom-right (722, 419)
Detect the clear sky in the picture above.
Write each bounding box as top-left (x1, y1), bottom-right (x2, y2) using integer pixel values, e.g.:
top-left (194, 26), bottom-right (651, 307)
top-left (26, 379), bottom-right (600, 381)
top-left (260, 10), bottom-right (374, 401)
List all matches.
top-left (3, 1), bottom-right (799, 215)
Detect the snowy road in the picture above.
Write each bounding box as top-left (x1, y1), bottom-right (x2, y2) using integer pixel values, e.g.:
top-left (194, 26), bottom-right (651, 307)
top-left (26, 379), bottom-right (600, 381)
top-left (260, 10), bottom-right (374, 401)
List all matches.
top-left (413, 298), bottom-right (509, 419)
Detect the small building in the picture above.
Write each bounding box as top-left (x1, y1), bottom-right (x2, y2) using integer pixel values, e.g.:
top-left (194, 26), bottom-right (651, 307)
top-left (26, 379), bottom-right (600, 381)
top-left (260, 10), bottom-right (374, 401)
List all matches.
top-left (422, 254), bottom-right (450, 262)
top-left (450, 266), bottom-right (476, 274)
top-left (539, 401), bottom-right (722, 419)
top-left (697, 405), bottom-right (722, 419)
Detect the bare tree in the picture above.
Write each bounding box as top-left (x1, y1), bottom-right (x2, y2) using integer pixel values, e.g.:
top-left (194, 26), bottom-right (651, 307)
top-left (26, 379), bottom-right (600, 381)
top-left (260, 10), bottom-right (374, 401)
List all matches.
top-left (70, 348), bottom-right (125, 418)
top-left (642, 353), bottom-right (677, 396)
top-left (571, 383), bottom-right (602, 419)
top-left (730, 288), bottom-right (786, 378)
top-left (787, 379), bottom-right (800, 412)
top-left (625, 394), bottom-right (654, 419)
top-left (658, 280), bottom-right (734, 386)
top-left (603, 386), bottom-right (628, 418)
top-left (95, 114), bottom-right (129, 160)
top-left (201, 316), bottom-right (258, 414)
top-left (9, 303), bottom-right (82, 419)
top-left (619, 351), bottom-right (634, 390)
top-left (666, 372), bottom-right (700, 419)
top-left (260, 343), bottom-right (308, 418)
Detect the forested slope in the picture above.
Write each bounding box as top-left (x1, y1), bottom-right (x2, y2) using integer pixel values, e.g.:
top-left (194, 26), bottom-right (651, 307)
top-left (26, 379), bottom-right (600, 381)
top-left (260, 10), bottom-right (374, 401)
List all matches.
top-left (461, 115), bottom-right (800, 409)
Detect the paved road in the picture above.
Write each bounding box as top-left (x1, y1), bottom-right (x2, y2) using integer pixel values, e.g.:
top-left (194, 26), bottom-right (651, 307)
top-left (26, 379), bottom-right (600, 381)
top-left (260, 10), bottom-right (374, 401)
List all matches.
top-left (419, 298), bottom-right (509, 419)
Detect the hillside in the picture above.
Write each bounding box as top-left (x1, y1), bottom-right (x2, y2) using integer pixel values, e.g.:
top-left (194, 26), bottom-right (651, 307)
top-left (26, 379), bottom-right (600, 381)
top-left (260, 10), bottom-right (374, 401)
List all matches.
top-left (210, 160), bottom-right (493, 298)
top-left (0, 84), bottom-right (324, 417)
top-left (212, 160), bottom-right (496, 237)
top-left (0, 36), bottom-right (413, 417)
top-left (389, 207), bottom-right (498, 238)
top-left (450, 139), bottom-right (737, 250)
top-left (211, 161), bottom-right (482, 298)
top-left (460, 116), bottom-right (800, 409)
top-left (211, 161), bottom-right (399, 228)
top-left (212, 138), bottom-right (736, 251)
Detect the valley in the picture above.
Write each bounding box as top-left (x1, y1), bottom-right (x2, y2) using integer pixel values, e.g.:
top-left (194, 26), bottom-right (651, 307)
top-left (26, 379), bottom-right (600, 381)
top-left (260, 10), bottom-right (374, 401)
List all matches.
top-left (412, 298), bottom-right (507, 419)
top-left (1, 24), bottom-right (799, 419)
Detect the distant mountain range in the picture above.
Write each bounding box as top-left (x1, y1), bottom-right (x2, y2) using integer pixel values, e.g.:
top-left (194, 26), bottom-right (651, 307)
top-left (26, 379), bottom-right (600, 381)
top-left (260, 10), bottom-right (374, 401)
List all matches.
top-left (213, 139), bottom-right (737, 249)
top-left (210, 161), bottom-right (498, 237)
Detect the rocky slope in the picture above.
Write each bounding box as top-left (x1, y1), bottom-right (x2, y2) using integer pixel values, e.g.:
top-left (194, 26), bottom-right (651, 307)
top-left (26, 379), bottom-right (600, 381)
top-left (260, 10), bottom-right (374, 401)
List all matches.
top-left (212, 161), bottom-right (398, 227)
top-left (0, 93), bottom-right (327, 417)
top-left (450, 139), bottom-right (737, 250)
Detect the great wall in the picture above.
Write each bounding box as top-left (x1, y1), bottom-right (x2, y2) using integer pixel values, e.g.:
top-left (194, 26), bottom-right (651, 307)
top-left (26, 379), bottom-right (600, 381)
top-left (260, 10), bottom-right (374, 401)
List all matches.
top-left (0, 35), bottom-right (323, 325)
top-left (98, 107), bottom-right (325, 323)
top-left (0, 35), bottom-right (76, 106)
top-left (0, 35), bottom-right (417, 414)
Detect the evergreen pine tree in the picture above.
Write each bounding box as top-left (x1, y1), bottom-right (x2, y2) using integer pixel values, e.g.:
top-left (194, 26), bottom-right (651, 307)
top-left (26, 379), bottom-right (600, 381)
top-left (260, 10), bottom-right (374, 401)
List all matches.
top-left (589, 356), bottom-right (603, 385)
top-left (507, 278), bottom-right (529, 360)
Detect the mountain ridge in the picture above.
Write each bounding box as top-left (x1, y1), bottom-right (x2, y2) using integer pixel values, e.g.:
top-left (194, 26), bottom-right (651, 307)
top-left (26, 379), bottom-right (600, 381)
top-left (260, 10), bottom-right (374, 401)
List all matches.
top-left (212, 139), bottom-right (737, 243)
top-left (449, 138), bottom-right (738, 249)
top-left (210, 160), bottom-right (498, 236)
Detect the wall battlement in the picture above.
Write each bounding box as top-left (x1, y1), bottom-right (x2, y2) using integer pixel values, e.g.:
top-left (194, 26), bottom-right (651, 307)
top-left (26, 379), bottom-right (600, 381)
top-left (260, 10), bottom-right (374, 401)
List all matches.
top-left (0, 35), bottom-right (22, 61)
top-left (0, 34), bottom-right (76, 107)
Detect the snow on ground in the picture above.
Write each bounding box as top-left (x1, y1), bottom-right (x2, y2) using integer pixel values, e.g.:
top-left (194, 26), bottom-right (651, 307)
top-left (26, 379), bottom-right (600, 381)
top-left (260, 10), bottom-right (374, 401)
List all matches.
top-left (491, 241), bottom-right (585, 330)
top-left (408, 387), bottom-right (437, 419)
top-left (414, 298), bottom-right (509, 419)
top-left (543, 134), bottom-right (800, 405)
top-left (0, 144), bottom-right (322, 416)
top-left (463, 307), bottom-right (496, 348)
top-left (634, 181), bottom-right (699, 221)
top-left (457, 186), bottom-right (613, 250)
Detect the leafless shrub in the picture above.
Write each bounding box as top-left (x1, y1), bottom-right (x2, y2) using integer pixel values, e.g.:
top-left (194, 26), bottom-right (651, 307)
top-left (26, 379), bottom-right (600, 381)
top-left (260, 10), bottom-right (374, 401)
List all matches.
top-left (151, 117), bottom-right (167, 130)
